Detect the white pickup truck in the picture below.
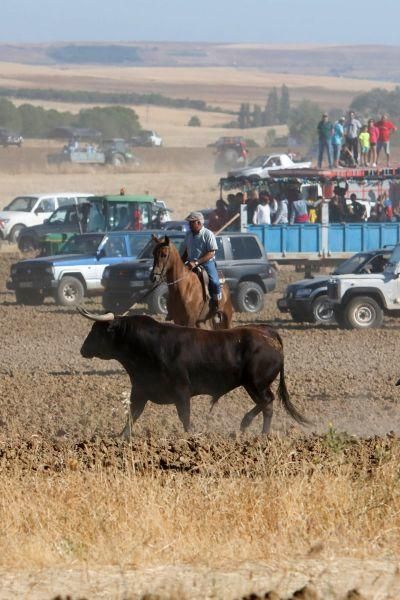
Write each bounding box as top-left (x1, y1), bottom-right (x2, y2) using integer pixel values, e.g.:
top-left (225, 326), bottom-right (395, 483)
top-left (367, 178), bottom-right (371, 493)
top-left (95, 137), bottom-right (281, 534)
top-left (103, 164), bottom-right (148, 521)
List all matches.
top-left (228, 153), bottom-right (312, 178)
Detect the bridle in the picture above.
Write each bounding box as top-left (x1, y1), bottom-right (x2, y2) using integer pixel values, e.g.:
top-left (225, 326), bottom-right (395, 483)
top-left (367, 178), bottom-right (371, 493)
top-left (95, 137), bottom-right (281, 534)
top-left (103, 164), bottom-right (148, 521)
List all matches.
top-left (152, 244), bottom-right (191, 287)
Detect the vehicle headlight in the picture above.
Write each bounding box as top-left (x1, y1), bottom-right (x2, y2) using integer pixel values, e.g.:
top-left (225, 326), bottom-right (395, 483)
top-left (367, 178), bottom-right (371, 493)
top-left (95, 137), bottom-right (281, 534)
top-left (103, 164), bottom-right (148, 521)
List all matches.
top-left (295, 288), bottom-right (313, 298)
top-left (0, 218), bottom-right (10, 226)
top-left (102, 268), bottom-right (110, 279)
top-left (134, 269), bottom-right (150, 280)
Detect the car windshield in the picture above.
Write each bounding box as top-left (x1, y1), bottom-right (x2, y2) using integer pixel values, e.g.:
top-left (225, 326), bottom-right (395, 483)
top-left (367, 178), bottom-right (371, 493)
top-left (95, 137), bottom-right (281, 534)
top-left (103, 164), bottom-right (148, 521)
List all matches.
top-left (333, 253), bottom-right (373, 275)
top-left (249, 155), bottom-right (268, 167)
top-left (58, 234), bottom-right (104, 255)
top-left (388, 244), bottom-right (400, 266)
top-left (4, 196), bottom-right (37, 212)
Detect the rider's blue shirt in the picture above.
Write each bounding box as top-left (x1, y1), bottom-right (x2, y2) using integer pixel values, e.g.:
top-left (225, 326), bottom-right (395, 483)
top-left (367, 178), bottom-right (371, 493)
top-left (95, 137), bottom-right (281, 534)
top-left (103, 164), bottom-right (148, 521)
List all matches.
top-left (184, 226), bottom-right (218, 262)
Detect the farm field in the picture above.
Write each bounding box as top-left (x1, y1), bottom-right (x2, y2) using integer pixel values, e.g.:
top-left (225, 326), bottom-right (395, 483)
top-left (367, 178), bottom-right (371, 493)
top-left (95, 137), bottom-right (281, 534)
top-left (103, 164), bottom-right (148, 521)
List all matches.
top-left (0, 61), bottom-right (400, 597)
top-left (1, 245), bottom-right (400, 597)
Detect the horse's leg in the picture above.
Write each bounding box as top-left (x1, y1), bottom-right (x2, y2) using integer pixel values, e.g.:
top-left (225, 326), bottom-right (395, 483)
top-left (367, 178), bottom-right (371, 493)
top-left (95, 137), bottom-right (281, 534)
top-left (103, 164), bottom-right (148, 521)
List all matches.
top-left (120, 389), bottom-right (147, 439)
top-left (175, 390), bottom-right (192, 432)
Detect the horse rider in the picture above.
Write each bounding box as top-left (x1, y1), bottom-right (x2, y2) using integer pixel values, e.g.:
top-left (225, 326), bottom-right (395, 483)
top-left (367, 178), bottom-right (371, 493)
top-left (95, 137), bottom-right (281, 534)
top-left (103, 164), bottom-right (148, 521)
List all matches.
top-left (182, 211), bottom-right (222, 314)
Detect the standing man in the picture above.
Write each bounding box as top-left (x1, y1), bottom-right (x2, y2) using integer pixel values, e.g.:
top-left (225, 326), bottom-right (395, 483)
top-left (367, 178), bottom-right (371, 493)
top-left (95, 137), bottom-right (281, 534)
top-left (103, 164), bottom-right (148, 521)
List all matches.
top-left (375, 114), bottom-right (396, 167)
top-left (252, 193), bottom-right (272, 225)
top-left (344, 111), bottom-right (362, 164)
top-left (332, 117), bottom-right (345, 168)
top-left (317, 113), bottom-right (333, 168)
top-left (183, 211), bottom-right (222, 314)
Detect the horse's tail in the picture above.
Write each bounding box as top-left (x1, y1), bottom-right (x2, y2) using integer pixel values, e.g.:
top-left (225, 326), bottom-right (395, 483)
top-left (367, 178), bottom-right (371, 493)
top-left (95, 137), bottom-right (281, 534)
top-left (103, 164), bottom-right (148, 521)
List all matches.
top-left (278, 363), bottom-right (311, 426)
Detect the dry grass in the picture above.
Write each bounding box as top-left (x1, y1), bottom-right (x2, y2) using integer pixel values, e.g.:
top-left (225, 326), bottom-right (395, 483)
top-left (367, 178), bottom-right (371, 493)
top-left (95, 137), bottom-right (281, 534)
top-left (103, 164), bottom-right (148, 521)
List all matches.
top-left (0, 436), bottom-right (399, 570)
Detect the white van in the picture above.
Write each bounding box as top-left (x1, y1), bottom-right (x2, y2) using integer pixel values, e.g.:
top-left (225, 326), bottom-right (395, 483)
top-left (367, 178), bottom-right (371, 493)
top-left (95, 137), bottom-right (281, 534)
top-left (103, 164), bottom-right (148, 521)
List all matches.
top-left (0, 193), bottom-right (93, 242)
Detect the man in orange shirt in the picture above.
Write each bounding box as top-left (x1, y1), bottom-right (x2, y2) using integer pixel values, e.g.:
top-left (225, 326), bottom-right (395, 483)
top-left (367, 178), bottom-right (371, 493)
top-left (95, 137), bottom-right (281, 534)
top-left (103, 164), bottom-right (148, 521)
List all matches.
top-left (375, 114), bottom-right (396, 167)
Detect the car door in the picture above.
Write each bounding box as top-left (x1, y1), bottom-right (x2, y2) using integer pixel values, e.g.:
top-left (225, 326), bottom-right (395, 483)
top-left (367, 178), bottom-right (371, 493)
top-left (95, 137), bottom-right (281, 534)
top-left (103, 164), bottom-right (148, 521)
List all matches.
top-left (33, 197), bottom-right (56, 225)
top-left (91, 234), bottom-right (131, 285)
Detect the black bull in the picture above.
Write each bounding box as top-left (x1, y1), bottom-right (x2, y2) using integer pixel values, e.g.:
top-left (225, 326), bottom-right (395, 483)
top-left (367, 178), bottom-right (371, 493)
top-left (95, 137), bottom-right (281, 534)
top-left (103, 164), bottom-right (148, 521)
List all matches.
top-left (79, 312), bottom-right (309, 436)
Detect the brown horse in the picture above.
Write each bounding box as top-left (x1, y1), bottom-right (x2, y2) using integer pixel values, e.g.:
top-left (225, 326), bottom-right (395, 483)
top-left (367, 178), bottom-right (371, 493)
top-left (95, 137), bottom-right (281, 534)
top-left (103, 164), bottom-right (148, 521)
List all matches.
top-left (151, 235), bottom-right (233, 329)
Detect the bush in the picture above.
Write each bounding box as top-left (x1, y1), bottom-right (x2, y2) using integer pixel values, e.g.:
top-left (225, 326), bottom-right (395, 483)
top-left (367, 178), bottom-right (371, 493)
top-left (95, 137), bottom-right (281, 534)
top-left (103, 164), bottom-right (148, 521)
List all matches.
top-left (188, 115), bottom-right (201, 127)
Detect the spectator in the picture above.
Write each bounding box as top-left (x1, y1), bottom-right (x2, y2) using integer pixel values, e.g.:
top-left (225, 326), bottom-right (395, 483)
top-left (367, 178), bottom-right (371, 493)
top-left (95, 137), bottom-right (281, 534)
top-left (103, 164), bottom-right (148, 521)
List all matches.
top-left (346, 193), bottom-right (366, 222)
top-left (382, 191), bottom-right (393, 220)
top-left (246, 189), bottom-right (259, 224)
top-left (339, 145), bottom-right (357, 167)
top-left (252, 194), bottom-right (272, 225)
top-left (375, 114), bottom-right (396, 167)
top-left (208, 199), bottom-right (229, 232)
top-left (369, 203), bottom-right (388, 223)
top-left (317, 113), bottom-right (333, 168)
top-left (344, 111), bottom-right (362, 164)
top-left (358, 125), bottom-right (370, 167)
top-left (329, 194), bottom-right (346, 223)
top-left (367, 118), bottom-right (380, 167)
top-left (290, 191), bottom-right (322, 224)
top-left (273, 195), bottom-right (289, 224)
top-left (332, 117), bottom-right (345, 168)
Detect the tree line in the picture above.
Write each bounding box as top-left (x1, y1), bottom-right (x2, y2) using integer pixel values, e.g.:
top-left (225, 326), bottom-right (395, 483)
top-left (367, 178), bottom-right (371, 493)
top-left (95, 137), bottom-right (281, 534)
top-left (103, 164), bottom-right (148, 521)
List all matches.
top-left (0, 98), bottom-right (141, 138)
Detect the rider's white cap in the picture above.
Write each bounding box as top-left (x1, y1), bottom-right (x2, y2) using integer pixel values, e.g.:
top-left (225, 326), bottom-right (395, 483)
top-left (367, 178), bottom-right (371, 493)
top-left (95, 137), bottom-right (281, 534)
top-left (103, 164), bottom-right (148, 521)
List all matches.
top-left (186, 211), bottom-right (204, 224)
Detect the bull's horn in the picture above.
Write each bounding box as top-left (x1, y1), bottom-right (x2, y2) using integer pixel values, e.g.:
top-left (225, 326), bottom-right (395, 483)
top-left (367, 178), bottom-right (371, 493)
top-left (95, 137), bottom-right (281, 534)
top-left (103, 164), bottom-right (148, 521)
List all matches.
top-left (77, 306), bottom-right (114, 321)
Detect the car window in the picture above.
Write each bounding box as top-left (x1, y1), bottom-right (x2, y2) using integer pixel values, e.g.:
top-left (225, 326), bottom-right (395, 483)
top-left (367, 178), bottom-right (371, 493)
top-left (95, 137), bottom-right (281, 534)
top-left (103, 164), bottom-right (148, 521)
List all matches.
top-left (266, 157), bottom-right (281, 167)
top-left (215, 237), bottom-right (225, 260)
top-left (48, 207), bottom-right (68, 224)
top-left (4, 196), bottom-right (37, 212)
top-left (127, 234), bottom-right (152, 258)
top-left (103, 235), bottom-right (127, 258)
top-left (229, 236), bottom-right (262, 260)
top-left (59, 235), bottom-right (104, 255)
top-left (38, 198), bottom-right (56, 212)
top-left (58, 197), bottom-right (76, 207)
top-left (139, 235), bottom-right (185, 259)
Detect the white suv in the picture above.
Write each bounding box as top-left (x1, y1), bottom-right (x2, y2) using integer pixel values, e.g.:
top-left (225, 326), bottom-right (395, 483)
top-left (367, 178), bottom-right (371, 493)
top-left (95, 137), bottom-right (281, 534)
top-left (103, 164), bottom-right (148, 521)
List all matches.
top-left (0, 193), bottom-right (93, 243)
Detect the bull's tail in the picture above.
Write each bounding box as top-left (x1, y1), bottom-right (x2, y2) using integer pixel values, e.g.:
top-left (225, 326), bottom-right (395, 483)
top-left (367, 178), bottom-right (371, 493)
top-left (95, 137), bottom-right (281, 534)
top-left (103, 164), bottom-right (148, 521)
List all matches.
top-left (278, 363), bottom-right (311, 426)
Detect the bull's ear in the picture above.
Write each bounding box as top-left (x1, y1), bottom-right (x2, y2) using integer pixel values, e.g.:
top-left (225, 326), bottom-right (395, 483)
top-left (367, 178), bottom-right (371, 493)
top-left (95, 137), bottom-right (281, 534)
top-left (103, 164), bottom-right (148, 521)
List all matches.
top-left (164, 235), bottom-right (170, 245)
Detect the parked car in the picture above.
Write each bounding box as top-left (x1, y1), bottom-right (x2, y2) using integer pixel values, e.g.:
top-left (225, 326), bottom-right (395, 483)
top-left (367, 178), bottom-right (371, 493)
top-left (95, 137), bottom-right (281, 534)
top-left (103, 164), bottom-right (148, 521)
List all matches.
top-left (7, 231), bottom-right (161, 307)
top-left (101, 232), bottom-right (276, 315)
top-left (0, 128), bottom-right (23, 147)
top-left (228, 153), bottom-right (312, 178)
top-left (327, 243), bottom-right (400, 329)
top-left (130, 130), bottom-right (163, 147)
top-left (277, 248), bottom-right (391, 324)
top-left (0, 193), bottom-right (93, 244)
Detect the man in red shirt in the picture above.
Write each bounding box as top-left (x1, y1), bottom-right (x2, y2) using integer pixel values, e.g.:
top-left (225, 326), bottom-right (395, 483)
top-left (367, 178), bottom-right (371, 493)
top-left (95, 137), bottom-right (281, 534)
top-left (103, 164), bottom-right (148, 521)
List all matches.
top-left (375, 114), bottom-right (396, 167)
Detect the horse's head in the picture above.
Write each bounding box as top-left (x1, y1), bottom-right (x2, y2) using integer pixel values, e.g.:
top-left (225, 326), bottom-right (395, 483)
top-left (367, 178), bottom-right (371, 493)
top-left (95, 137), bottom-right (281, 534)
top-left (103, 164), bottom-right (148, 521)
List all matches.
top-left (151, 235), bottom-right (172, 283)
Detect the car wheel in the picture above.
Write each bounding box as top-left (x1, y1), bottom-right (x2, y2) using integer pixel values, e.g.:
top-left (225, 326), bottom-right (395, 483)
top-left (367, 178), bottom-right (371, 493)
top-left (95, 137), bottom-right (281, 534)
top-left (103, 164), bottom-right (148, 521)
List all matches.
top-left (235, 281), bottom-right (264, 313)
top-left (147, 285), bottom-right (168, 315)
top-left (9, 224), bottom-right (25, 243)
top-left (102, 291), bottom-right (132, 314)
top-left (312, 294), bottom-right (335, 324)
top-left (345, 296), bottom-right (383, 329)
top-left (56, 276), bottom-right (84, 307)
top-left (15, 289), bottom-right (44, 305)
top-left (111, 153), bottom-right (126, 166)
top-left (18, 236), bottom-right (38, 253)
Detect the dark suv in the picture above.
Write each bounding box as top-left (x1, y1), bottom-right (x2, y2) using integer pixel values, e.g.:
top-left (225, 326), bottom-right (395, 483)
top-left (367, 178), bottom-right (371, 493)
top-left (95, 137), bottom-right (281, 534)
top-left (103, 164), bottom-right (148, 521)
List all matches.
top-left (277, 248), bottom-right (391, 324)
top-left (101, 232), bottom-right (276, 314)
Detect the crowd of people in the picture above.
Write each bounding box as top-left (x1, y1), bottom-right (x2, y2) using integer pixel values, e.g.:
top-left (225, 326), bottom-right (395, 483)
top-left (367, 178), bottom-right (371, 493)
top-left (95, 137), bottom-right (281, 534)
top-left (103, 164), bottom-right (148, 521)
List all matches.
top-left (317, 111), bottom-right (396, 169)
top-left (206, 187), bottom-right (400, 231)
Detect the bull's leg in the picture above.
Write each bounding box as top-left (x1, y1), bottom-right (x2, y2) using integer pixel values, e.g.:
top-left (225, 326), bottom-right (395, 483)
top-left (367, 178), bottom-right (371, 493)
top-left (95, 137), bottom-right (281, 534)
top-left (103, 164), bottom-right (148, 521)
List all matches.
top-left (175, 394), bottom-right (192, 432)
top-left (120, 390), bottom-right (147, 439)
top-left (240, 405), bottom-right (262, 432)
top-left (261, 389), bottom-right (274, 434)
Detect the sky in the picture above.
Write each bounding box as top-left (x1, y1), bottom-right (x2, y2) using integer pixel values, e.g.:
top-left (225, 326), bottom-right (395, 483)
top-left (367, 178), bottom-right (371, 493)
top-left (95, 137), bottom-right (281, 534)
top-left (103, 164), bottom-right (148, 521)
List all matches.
top-left (1, 0), bottom-right (399, 45)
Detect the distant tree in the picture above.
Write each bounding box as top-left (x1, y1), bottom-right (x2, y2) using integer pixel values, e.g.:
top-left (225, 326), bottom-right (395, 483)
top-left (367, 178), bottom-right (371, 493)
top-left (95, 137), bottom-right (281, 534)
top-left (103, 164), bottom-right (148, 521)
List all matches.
top-left (263, 88), bottom-right (279, 125)
top-left (278, 85), bottom-right (290, 124)
top-left (265, 128), bottom-right (277, 146)
top-left (188, 115), bottom-right (201, 127)
top-left (77, 106), bottom-right (141, 138)
top-left (289, 100), bottom-right (323, 145)
top-left (0, 98), bottom-right (22, 132)
top-left (238, 103), bottom-right (251, 128)
top-left (350, 87), bottom-right (398, 118)
top-left (252, 104), bottom-right (263, 127)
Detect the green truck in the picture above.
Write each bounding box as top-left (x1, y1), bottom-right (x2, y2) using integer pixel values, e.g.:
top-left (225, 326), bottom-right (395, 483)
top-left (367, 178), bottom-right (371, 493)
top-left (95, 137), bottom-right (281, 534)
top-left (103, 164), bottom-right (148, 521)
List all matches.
top-left (17, 194), bottom-right (170, 255)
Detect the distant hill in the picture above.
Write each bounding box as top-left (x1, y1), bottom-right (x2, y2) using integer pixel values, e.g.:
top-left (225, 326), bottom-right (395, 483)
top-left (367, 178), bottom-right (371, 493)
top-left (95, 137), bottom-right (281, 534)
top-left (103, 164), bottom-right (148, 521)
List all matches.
top-left (1, 42), bottom-right (400, 82)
